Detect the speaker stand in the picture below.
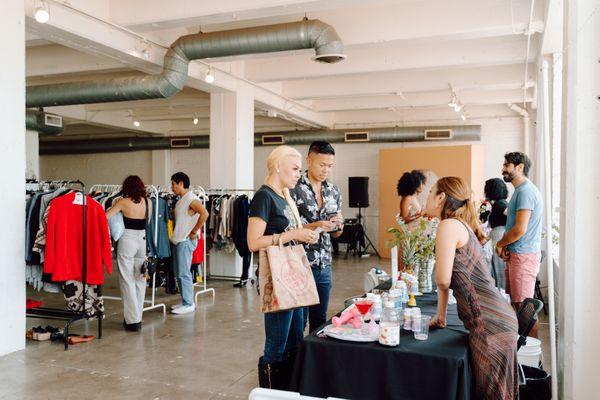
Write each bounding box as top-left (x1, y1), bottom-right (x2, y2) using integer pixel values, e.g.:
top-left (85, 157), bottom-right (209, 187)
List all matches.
top-left (356, 207), bottom-right (381, 259)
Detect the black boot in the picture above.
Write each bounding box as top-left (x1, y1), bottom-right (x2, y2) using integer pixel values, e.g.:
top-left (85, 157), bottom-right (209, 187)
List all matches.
top-left (257, 355), bottom-right (296, 390)
top-left (233, 279), bottom-right (248, 288)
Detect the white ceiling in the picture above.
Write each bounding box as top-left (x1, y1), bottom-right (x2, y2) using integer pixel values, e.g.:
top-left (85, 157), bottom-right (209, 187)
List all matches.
top-left (24, 0), bottom-right (552, 139)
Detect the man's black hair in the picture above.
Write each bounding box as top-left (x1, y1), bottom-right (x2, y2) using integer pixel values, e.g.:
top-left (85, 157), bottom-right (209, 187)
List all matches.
top-left (504, 152), bottom-right (532, 177)
top-left (396, 170), bottom-right (427, 196)
top-left (308, 141), bottom-right (335, 156)
top-left (171, 172), bottom-right (190, 189)
top-left (484, 178), bottom-right (509, 201)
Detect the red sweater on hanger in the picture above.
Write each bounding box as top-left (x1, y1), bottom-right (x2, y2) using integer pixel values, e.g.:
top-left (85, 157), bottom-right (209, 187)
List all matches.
top-left (44, 192), bottom-right (112, 284)
top-left (192, 232), bottom-right (205, 264)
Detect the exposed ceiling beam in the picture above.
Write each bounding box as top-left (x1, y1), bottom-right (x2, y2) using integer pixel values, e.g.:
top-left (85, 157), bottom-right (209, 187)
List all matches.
top-left (309, 88), bottom-right (535, 112)
top-left (232, 35), bottom-right (538, 82)
top-left (26, 44), bottom-right (125, 77)
top-left (266, 63), bottom-right (536, 100)
top-left (331, 104), bottom-right (523, 127)
top-left (110, 0), bottom-right (394, 31)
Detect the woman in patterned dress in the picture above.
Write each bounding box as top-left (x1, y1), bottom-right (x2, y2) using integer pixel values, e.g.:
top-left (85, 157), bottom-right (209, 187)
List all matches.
top-left (425, 177), bottom-right (518, 400)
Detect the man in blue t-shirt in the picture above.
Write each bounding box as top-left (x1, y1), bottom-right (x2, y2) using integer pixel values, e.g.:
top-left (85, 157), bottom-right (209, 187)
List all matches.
top-left (496, 152), bottom-right (543, 318)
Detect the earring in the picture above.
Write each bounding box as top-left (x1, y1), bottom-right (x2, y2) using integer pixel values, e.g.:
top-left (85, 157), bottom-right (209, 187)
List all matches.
top-left (276, 169), bottom-right (280, 173)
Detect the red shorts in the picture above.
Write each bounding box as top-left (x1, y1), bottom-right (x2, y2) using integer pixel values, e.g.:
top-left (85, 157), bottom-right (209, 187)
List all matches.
top-left (504, 252), bottom-right (540, 303)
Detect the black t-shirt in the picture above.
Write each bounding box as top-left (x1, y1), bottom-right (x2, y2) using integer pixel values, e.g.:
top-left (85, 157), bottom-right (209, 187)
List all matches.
top-left (249, 185), bottom-right (298, 235)
top-left (489, 199), bottom-right (508, 229)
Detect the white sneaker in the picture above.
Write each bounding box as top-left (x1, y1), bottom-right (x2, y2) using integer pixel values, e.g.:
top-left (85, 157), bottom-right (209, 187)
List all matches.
top-left (170, 303), bottom-right (183, 310)
top-left (171, 305), bottom-right (196, 315)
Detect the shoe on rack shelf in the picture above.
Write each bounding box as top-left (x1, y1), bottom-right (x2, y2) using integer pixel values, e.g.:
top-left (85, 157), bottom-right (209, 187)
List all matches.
top-left (171, 305), bottom-right (195, 315)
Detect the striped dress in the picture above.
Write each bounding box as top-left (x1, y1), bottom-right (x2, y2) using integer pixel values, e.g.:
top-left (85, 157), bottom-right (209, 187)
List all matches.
top-left (450, 219), bottom-right (518, 400)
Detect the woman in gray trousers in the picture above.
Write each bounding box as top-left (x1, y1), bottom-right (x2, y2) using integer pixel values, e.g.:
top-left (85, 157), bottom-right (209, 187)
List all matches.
top-left (106, 175), bottom-right (152, 332)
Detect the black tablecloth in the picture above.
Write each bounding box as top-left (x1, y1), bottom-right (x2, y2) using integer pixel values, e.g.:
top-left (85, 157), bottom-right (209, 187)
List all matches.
top-left (290, 282), bottom-right (472, 400)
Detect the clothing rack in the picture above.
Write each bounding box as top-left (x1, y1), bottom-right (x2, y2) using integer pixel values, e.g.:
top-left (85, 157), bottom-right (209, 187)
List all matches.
top-left (191, 185), bottom-right (216, 303)
top-left (89, 184), bottom-right (166, 315)
top-left (205, 188), bottom-right (255, 281)
top-left (26, 179), bottom-right (103, 350)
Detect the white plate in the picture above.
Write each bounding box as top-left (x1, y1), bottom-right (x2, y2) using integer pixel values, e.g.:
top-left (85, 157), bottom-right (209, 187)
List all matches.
top-left (323, 324), bottom-right (379, 342)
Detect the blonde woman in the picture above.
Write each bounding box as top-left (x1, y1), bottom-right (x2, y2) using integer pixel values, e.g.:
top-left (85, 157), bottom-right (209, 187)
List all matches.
top-left (247, 145), bottom-right (318, 390)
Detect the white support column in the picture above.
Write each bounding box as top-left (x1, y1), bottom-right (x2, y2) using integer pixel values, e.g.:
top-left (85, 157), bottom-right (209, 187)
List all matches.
top-left (25, 129), bottom-right (39, 180)
top-left (209, 88), bottom-right (254, 278)
top-left (0, 0), bottom-right (26, 356)
top-left (559, 0), bottom-right (600, 398)
top-left (151, 149), bottom-right (171, 188)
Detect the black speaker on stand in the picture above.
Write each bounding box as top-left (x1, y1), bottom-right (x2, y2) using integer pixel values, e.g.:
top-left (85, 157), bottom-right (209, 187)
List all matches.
top-left (348, 177), bottom-right (380, 258)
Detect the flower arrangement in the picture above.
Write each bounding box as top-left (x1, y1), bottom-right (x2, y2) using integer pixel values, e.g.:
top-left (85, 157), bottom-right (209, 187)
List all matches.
top-left (386, 215), bottom-right (439, 271)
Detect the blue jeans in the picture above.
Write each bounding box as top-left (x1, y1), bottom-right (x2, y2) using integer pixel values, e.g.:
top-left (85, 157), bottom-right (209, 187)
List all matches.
top-left (173, 239), bottom-right (197, 307)
top-left (304, 265), bottom-right (332, 333)
top-left (263, 308), bottom-right (304, 364)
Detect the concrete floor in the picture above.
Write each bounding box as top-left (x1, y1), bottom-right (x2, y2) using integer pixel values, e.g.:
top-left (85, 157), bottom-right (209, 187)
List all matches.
top-left (2, 255), bottom-right (379, 400)
top-left (1, 256), bottom-right (552, 400)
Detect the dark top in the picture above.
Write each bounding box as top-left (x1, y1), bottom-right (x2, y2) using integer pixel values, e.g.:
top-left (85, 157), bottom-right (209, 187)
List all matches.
top-left (249, 185), bottom-right (298, 235)
top-left (232, 195), bottom-right (251, 257)
top-left (489, 199), bottom-right (508, 229)
top-left (123, 216), bottom-right (146, 230)
top-left (290, 172), bottom-right (342, 269)
top-left (123, 198), bottom-right (148, 231)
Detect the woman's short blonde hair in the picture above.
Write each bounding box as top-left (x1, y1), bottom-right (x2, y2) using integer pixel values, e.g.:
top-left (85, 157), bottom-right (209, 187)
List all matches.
top-left (265, 145), bottom-right (303, 228)
top-left (266, 145), bottom-right (302, 177)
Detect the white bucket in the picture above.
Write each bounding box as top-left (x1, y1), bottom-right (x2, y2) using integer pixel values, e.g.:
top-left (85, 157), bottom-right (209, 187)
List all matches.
top-left (518, 336), bottom-right (542, 367)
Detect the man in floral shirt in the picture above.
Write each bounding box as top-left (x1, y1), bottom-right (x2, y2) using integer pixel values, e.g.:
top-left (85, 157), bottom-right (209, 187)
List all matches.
top-left (291, 141), bottom-right (344, 332)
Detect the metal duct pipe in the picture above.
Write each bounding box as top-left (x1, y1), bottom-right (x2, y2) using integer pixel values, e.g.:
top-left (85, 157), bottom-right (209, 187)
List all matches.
top-left (26, 19), bottom-right (345, 108)
top-left (40, 126), bottom-right (480, 155)
top-left (25, 110), bottom-right (63, 134)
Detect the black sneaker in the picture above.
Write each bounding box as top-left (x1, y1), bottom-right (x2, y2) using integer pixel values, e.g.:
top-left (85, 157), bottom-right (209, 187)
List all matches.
top-left (123, 320), bottom-right (142, 332)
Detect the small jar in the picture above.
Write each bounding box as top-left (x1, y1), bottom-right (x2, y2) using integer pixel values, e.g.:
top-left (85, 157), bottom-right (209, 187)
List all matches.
top-left (403, 307), bottom-right (413, 330)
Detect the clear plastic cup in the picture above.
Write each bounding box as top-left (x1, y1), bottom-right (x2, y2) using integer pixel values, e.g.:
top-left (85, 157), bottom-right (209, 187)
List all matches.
top-left (413, 315), bottom-right (431, 340)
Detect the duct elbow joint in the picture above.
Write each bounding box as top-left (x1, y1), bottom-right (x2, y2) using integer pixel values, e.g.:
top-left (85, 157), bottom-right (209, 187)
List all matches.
top-left (306, 20), bottom-right (346, 63)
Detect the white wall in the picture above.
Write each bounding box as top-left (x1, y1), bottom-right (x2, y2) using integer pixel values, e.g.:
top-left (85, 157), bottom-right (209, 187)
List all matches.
top-left (1, 0), bottom-right (26, 356)
top-left (40, 117), bottom-right (523, 248)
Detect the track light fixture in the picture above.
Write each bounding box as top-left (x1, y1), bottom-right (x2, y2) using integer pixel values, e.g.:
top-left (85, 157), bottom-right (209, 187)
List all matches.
top-left (204, 67), bottom-right (215, 83)
top-left (461, 112), bottom-right (467, 121)
top-left (34, 1), bottom-right (50, 23)
top-left (193, 117), bottom-right (199, 125)
top-left (447, 94), bottom-right (458, 108)
top-left (133, 120), bottom-right (140, 127)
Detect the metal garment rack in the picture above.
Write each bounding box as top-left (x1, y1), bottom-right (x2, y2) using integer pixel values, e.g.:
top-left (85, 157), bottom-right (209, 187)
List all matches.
top-left (204, 188), bottom-right (255, 282)
top-left (190, 185), bottom-right (216, 303)
top-left (89, 184), bottom-right (166, 315)
top-left (26, 180), bottom-right (103, 350)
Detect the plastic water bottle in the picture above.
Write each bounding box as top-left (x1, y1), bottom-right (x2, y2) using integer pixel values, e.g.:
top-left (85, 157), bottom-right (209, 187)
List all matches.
top-left (379, 301), bottom-right (400, 347)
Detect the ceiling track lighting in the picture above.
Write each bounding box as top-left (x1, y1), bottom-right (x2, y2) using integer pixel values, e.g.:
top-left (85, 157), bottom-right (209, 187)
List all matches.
top-left (461, 112), bottom-right (467, 121)
top-left (193, 117), bottom-right (199, 125)
top-left (34, 0), bottom-right (50, 23)
top-left (204, 67), bottom-right (215, 83)
top-left (133, 120), bottom-right (140, 127)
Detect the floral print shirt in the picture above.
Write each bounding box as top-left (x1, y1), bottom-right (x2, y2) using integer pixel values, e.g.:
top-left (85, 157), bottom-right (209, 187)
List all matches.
top-left (290, 172), bottom-right (342, 269)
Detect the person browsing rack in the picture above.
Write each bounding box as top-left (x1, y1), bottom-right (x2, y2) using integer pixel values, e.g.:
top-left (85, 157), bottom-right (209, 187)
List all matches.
top-left (106, 175), bottom-right (152, 332)
top-left (169, 172), bottom-right (209, 315)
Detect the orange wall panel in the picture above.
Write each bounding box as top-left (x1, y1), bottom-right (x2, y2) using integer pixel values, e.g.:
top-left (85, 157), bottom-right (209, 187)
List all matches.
top-left (378, 145), bottom-right (484, 257)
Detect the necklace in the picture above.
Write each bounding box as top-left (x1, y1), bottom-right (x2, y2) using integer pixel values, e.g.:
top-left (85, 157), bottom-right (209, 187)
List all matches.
top-left (265, 182), bottom-right (285, 198)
